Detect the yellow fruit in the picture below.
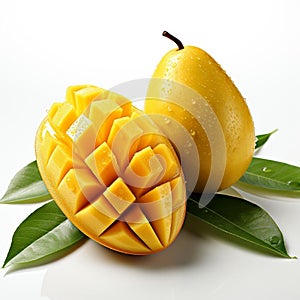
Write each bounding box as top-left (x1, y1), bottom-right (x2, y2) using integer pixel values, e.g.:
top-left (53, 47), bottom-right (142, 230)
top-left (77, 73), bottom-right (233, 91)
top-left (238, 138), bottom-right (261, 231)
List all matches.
top-left (35, 85), bottom-right (186, 255)
top-left (145, 31), bottom-right (255, 193)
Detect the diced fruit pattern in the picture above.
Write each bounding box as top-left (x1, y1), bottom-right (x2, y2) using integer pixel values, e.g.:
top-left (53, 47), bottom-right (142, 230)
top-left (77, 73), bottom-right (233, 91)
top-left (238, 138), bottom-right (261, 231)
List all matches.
top-left (35, 85), bottom-right (186, 255)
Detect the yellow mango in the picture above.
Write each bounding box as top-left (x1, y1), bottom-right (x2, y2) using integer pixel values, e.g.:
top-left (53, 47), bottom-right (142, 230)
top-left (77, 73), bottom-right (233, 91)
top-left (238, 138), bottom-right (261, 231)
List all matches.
top-left (145, 32), bottom-right (255, 193)
top-left (35, 85), bottom-right (186, 255)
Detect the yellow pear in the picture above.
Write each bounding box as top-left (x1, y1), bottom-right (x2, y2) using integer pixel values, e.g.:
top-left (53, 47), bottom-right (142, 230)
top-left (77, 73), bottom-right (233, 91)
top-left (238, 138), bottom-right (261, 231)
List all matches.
top-left (145, 31), bottom-right (255, 193)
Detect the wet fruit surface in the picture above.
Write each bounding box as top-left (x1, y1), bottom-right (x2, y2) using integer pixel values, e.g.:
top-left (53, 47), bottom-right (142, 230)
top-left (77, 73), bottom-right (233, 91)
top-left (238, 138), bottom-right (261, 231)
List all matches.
top-left (145, 43), bottom-right (255, 193)
top-left (35, 85), bottom-right (186, 255)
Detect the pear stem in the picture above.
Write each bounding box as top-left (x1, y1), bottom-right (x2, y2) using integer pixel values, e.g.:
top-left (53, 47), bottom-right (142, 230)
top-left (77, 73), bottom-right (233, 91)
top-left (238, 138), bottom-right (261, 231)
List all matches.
top-left (162, 31), bottom-right (184, 50)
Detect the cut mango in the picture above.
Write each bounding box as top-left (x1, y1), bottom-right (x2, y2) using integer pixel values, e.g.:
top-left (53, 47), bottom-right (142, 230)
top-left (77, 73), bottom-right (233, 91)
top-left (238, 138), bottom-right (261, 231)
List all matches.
top-left (35, 85), bottom-right (186, 255)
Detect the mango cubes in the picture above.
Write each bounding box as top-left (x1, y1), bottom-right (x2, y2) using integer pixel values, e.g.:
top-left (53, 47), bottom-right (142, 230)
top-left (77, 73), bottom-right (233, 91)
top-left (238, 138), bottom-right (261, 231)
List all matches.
top-left (35, 85), bottom-right (186, 255)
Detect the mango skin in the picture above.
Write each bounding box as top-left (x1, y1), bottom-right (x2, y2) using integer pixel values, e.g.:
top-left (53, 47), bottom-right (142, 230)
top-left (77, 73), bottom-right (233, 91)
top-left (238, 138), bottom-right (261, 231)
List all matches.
top-left (145, 46), bottom-right (255, 193)
top-left (35, 85), bottom-right (186, 255)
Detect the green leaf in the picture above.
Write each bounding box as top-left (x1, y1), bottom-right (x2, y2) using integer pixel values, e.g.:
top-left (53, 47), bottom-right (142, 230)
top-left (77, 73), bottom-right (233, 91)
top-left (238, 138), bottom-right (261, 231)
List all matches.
top-left (0, 161), bottom-right (51, 204)
top-left (239, 157), bottom-right (300, 192)
top-left (255, 129), bottom-right (277, 149)
top-left (3, 201), bottom-right (85, 269)
top-left (187, 193), bottom-right (292, 258)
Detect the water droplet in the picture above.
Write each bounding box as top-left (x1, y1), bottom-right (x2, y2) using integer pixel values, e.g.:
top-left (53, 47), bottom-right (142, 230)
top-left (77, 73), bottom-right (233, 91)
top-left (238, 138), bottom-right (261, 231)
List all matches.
top-left (262, 167), bottom-right (272, 173)
top-left (191, 99), bottom-right (196, 105)
top-left (184, 149), bottom-right (190, 155)
top-left (167, 106), bottom-right (172, 112)
top-left (66, 177), bottom-right (76, 192)
top-left (164, 117), bottom-right (170, 124)
top-left (190, 129), bottom-right (196, 136)
top-left (287, 180), bottom-right (300, 188)
top-left (270, 236), bottom-right (280, 245)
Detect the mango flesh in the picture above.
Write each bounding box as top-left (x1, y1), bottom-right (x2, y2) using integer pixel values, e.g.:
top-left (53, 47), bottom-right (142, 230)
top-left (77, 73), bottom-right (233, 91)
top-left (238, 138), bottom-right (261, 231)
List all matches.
top-left (35, 85), bottom-right (186, 255)
top-left (145, 45), bottom-right (255, 193)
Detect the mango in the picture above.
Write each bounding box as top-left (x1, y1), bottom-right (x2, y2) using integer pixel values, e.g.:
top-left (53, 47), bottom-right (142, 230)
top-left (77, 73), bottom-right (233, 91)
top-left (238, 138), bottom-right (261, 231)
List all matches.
top-left (35, 85), bottom-right (186, 255)
top-left (145, 31), bottom-right (255, 193)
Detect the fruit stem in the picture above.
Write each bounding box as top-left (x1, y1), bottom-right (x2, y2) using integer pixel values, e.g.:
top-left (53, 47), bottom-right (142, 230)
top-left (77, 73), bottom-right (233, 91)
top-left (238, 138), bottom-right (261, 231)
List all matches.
top-left (162, 31), bottom-right (184, 50)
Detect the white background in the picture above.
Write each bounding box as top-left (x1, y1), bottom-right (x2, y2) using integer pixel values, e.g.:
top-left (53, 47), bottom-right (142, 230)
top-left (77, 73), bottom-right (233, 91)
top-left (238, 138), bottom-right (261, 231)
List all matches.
top-left (0, 0), bottom-right (300, 299)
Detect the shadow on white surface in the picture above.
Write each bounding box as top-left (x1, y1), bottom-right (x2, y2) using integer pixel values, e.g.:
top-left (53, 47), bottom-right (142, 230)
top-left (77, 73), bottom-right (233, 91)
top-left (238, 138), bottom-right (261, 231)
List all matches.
top-left (41, 227), bottom-right (204, 300)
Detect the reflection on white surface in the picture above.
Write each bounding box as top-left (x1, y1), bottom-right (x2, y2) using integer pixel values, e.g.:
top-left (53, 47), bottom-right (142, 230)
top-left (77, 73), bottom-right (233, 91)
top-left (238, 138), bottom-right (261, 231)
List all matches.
top-left (0, 268), bottom-right (47, 300)
top-left (1, 213), bottom-right (300, 300)
top-left (40, 215), bottom-right (300, 300)
top-left (41, 224), bottom-right (239, 300)
top-left (41, 229), bottom-right (203, 300)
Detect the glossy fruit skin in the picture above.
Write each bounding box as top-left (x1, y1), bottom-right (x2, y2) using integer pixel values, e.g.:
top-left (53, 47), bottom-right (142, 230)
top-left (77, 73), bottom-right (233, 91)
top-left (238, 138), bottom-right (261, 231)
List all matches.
top-left (145, 46), bottom-right (255, 193)
top-left (35, 85), bottom-right (186, 255)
